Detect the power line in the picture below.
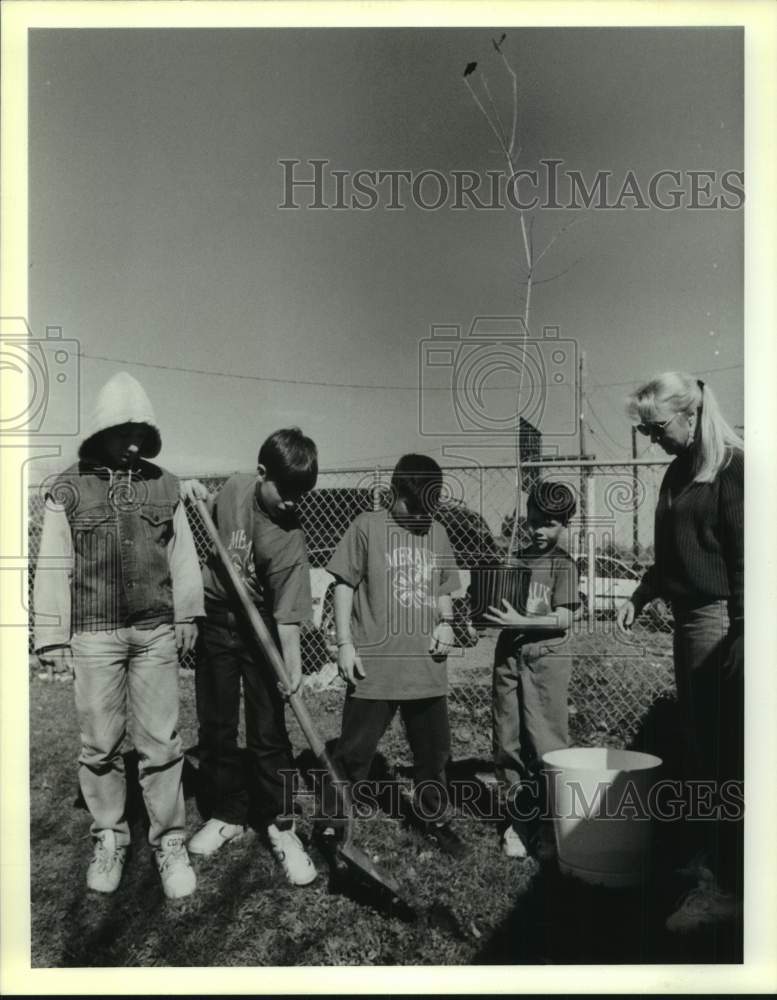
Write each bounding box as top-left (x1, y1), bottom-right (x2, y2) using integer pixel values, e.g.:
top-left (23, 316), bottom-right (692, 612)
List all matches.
top-left (584, 421), bottom-right (620, 462)
top-left (78, 349), bottom-right (744, 393)
top-left (586, 397), bottom-right (631, 455)
top-left (589, 362), bottom-right (743, 391)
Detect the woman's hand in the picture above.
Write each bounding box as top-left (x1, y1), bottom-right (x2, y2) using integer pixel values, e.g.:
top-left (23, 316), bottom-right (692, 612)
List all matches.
top-left (337, 641), bottom-right (366, 685)
top-left (722, 630), bottom-right (744, 681)
top-left (484, 599), bottom-right (526, 628)
top-left (616, 599), bottom-right (636, 632)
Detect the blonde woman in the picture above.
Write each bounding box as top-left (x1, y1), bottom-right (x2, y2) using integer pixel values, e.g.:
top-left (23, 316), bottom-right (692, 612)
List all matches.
top-left (617, 372), bottom-right (743, 935)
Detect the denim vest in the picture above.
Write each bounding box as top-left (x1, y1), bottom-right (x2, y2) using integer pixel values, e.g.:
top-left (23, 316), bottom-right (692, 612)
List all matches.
top-left (52, 460), bottom-right (180, 633)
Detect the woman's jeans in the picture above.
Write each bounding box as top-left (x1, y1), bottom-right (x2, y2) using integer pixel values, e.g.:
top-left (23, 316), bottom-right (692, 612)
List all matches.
top-left (71, 624), bottom-right (186, 848)
top-left (672, 600), bottom-right (744, 895)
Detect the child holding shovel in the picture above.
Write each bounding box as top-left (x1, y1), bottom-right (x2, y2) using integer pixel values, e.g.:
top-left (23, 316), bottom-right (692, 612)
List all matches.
top-left (182, 427), bottom-right (319, 886)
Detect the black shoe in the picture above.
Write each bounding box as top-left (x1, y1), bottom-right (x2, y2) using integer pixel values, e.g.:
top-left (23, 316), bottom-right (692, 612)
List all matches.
top-left (525, 820), bottom-right (556, 862)
top-left (426, 822), bottom-right (469, 859)
top-left (313, 820), bottom-right (344, 850)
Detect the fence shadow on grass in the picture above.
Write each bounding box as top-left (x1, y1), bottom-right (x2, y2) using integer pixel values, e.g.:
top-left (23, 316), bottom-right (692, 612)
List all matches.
top-left (59, 854), bottom-right (164, 967)
top-left (472, 694), bottom-right (744, 966)
top-left (473, 853), bottom-right (742, 965)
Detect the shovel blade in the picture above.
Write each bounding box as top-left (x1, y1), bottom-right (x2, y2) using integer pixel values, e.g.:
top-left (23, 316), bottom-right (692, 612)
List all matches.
top-left (338, 840), bottom-right (402, 898)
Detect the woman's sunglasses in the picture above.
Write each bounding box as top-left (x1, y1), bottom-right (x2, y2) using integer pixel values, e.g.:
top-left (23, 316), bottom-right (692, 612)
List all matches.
top-left (635, 412), bottom-right (679, 437)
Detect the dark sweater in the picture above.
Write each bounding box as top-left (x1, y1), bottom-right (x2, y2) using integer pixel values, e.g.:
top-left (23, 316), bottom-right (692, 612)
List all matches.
top-left (637, 447), bottom-right (743, 621)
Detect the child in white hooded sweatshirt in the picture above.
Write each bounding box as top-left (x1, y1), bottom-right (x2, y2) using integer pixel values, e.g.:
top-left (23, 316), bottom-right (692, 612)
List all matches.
top-left (34, 372), bottom-right (203, 899)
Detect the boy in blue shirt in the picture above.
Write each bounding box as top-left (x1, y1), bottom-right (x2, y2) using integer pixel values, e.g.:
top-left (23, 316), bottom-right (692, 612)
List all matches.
top-left (485, 480), bottom-right (580, 858)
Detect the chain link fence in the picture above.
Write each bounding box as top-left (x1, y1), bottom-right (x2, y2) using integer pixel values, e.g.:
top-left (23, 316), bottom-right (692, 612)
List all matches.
top-left (27, 460), bottom-right (676, 754)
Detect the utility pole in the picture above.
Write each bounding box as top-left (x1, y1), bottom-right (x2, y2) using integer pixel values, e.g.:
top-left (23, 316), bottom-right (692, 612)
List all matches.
top-left (631, 425), bottom-right (639, 560)
top-left (577, 350), bottom-right (587, 558)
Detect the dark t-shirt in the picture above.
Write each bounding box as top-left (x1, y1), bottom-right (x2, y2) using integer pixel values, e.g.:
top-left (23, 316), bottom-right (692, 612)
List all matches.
top-left (202, 473), bottom-right (311, 624)
top-left (327, 509), bottom-right (460, 700)
top-left (509, 543), bottom-right (580, 645)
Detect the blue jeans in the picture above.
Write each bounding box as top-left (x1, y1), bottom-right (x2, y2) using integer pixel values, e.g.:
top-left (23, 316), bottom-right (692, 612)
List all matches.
top-left (672, 600), bottom-right (743, 894)
top-left (71, 624), bottom-right (186, 848)
top-left (492, 632), bottom-right (572, 797)
top-left (194, 610), bottom-right (296, 829)
top-left (325, 694), bottom-right (451, 824)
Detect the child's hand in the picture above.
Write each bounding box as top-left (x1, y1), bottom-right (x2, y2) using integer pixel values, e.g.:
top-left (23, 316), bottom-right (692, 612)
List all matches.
top-left (37, 645), bottom-right (74, 678)
top-left (337, 642), bottom-right (366, 685)
top-left (278, 662), bottom-right (303, 698)
top-left (180, 479), bottom-right (210, 503)
top-left (484, 599), bottom-right (526, 627)
top-left (429, 621), bottom-right (455, 660)
top-left (175, 622), bottom-right (198, 655)
top-left (616, 599), bottom-right (636, 632)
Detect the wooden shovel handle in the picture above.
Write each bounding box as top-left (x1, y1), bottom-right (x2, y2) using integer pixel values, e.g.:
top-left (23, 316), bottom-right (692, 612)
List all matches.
top-left (194, 497), bottom-right (337, 767)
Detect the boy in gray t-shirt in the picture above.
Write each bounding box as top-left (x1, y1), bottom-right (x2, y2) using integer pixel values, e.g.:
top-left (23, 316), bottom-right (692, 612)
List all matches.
top-left (324, 454), bottom-right (467, 857)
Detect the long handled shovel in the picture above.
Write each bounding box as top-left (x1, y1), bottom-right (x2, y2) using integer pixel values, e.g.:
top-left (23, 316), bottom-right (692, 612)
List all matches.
top-left (194, 498), bottom-right (409, 910)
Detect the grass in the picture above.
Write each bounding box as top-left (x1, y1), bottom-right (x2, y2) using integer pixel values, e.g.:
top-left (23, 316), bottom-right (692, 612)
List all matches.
top-left (28, 626), bottom-right (741, 968)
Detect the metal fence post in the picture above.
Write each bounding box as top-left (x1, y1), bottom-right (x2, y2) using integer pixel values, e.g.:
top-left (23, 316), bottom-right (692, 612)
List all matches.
top-left (586, 473), bottom-right (597, 621)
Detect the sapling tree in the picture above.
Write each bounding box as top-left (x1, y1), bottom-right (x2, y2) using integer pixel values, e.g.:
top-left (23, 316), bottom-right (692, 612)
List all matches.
top-left (462, 35), bottom-right (581, 560)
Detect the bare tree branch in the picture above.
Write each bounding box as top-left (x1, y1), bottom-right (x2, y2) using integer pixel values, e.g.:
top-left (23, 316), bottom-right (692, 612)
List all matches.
top-left (481, 73), bottom-right (510, 155)
top-left (533, 215), bottom-right (582, 267)
top-left (463, 78), bottom-right (511, 164)
top-left (532, 258), bottom-right (583, 286)
top-left (498, 50), bottom-right (520, 157)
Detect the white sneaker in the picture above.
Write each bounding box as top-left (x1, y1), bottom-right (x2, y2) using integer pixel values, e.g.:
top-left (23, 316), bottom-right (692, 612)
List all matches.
top-left (154, 832), bottom-right (197, 899)
top-left (188, 818), bottom-right (247, 856)
top-left (86, 829), bottom-right (127, 893)
top-left (267, 824), bottom-right (317, 886)
top-left (665, 885), bottom-right (742, 934)
top-left (502, 825), bottom-right (528, 859)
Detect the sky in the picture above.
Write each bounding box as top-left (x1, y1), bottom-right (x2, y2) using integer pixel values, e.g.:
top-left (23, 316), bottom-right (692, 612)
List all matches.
top-left (28, 26), bottom-right (743, 478)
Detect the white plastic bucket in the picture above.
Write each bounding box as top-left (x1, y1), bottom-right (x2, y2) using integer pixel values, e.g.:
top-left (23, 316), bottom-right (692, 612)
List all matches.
top-left (542, 747), bottom-right (663, 888)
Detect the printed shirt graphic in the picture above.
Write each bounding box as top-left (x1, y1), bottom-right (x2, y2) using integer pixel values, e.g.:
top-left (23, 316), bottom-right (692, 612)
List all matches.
top-left (511, 544), bottom-right (580, 645)
top-left (390, 543), bottom-right (438, 610)
top-left (202, 474), bottom-right (311, 624)
top-left (327, 509), bottom-right (460, 700)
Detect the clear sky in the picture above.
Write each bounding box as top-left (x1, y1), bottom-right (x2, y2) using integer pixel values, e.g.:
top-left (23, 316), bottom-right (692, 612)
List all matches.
top-left (29, 26), bottom-right (743, 477)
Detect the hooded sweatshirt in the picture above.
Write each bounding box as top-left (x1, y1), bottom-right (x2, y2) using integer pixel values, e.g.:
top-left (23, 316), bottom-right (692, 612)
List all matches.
top-left (33, 373), bottom-right (203, 647)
